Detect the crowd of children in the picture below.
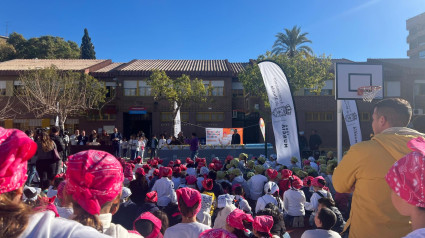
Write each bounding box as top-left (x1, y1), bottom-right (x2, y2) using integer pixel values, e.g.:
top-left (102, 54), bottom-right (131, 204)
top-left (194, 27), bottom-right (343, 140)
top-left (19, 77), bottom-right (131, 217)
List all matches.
top-left (2, 125), bottom-right (425, 238)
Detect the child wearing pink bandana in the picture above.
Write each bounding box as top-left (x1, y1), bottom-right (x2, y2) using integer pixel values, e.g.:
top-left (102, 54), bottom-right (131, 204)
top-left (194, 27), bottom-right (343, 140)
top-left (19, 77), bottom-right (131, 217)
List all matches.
top-left (386, 137), bottom-right (425, 238)
top-left (164, 187), bottom-right (210, 238)
top-left (0, 128), bottom-right (109, 238)
top-left (65, 150), bottom-right (141, 238)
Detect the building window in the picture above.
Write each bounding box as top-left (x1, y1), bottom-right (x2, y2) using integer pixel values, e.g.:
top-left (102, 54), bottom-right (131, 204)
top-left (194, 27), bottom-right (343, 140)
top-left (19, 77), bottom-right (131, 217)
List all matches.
top-left (414, 80), bottom-right (425, 96)
top-left (124, 81), bottom-right (137, 96)
top-left (14, 81), bottom-right (24, 95)
top-left (305, 112), bottom-right (334, 122)
top-left (105, 82), bottom-right (116, 98)
top-left (304, 80), bottom-right (334, 96)
top-left (196, 112), bottom-right (224, 122)
top-left (161, 112), bottom-right (189, 122)
top-left (204, 81), bottom-right (224, 96)
top-left (420, 51), bottom-right (425, 59)
top-left (0, 81), bottom-right (6, 96)
top-left (232, 89), bottom-right (244, 97)
top-left (360, 112), bottom-right (371, 121)
top-left (138, 81), bottom-right (151, 96)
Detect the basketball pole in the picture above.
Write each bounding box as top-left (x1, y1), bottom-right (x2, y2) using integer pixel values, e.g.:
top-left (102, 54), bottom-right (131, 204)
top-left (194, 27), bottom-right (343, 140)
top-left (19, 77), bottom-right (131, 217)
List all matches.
top-left (337, 100), bottom-right (343, 163)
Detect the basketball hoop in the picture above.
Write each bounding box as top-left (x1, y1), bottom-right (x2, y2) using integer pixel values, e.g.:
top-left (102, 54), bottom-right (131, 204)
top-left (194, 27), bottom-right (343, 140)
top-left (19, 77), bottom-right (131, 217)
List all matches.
top-left (357, 86), bottom-right (382, 102)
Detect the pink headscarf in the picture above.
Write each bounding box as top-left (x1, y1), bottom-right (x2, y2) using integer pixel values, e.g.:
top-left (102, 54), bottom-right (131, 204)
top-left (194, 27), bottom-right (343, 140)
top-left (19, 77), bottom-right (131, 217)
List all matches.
top-left (266, 169), bottom-right (278, 180)
top-left (386, 137), bottom-right (425, 208)
top-left (303, 176), bottom-right (314, 186)
top-left (145, 191), bottom-right (158, 203)
top-left (136, 167), bottom-right (145, 176)
top-left (161, 167), bottom-right (172, 177)
top-left (176, 187), bottom-right (202, 216)
top-left (281, 169), bottom-right (292, 179)
top-left (35, 196), bottom-right (59, 217)
top-left (57, 181), bottom-right (66, 201)
top-left (124, 163), bottom-right (135, 181)
top-left (186, 175), bottom-right (197, 185)
top-left (226, 208), bottom-right (254, 232)
top-left (291, 175), bottom-right (303, 189)
top-left (312, 176), bottom-right (325, 188)
top-left (0, 127), bottom-right (37, 194)
top-left (199, 229), bottom-right (237, 238)
top-left (253, 215), bottom-right (274, 237)
top-left (133, 212), bottom-right (162, 238)
top-left (65, 150), bottom-right (124, 215)
top-left (202, 178), bottom-right (214, 191)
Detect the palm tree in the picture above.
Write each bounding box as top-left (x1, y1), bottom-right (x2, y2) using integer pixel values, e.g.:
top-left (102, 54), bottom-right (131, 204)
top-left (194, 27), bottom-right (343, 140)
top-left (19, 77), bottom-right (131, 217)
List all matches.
top-left (272, 25), bottom-right (313, 57)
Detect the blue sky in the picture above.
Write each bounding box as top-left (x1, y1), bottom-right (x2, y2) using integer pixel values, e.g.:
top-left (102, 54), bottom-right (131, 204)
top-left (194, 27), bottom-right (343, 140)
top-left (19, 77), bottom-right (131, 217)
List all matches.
top-left (1, 0), bottom-right (425, 63)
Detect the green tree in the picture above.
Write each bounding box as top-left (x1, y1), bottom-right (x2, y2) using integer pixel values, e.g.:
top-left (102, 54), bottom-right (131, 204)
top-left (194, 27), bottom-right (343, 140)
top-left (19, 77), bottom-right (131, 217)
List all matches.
top-left (16, 66), bottom-right (107, 129)
top-left (6, 32), bottom-right (80, 59)
top-left (0, 41), bottom-right (16, 62)
top-left (238, 52), bottom-right (333, 109)
top-left (80, 28), bottom-right (96, 59)
top-left (148, 70), bottom-right (209, 135)
top-left (272, 26), bottom-right (313, 57)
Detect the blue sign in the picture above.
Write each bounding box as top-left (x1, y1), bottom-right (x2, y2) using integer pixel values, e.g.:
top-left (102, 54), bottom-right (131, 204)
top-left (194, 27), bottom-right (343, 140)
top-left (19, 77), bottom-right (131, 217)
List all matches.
top-left (129, 110), bottom-right (147, 115)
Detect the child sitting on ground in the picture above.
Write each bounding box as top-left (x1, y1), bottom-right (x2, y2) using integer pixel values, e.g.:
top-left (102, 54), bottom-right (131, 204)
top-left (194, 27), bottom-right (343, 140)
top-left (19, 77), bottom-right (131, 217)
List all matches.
top-left (317, 197), bottom-right (345, 233)
top-left (301, 207), bottom-right (341, 238)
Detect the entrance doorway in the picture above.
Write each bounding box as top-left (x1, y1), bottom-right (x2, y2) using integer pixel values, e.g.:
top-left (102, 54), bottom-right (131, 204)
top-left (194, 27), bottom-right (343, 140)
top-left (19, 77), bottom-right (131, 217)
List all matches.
top-left (123, 113), bottom-right (152, 139)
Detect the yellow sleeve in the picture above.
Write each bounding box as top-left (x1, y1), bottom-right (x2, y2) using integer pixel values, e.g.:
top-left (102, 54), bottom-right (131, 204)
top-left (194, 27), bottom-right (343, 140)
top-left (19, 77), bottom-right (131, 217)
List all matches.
top-left (333, 143), bottom-right (363, 193)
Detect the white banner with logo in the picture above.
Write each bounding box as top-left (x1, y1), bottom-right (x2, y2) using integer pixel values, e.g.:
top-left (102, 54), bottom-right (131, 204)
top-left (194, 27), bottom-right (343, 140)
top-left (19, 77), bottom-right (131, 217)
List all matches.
top-left (258, 61), bottom-right (300, 166)
top-left (173, 102), bottom-right (181, 137)
top-left (342, 100), bottom-right (362, 145)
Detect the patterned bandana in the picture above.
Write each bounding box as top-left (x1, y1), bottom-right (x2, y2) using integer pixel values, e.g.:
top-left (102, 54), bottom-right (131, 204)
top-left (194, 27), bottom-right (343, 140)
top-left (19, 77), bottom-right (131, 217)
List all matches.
top-left (202, 178), bottom-right (214, 191)
top-left (253, 215), bottom-right (274, 237)
top-left (264, 181), bottom-right (279, 195)
top-left (145, 191), bottom-right (158, 203)
top-left (303, 176), bottom-right (314, 186)
top-left (136, 167), bottom-right (145, 176)
top-left (291, 175), bottom-right (303, 189)
top-left (226, 208), bottom-right (254, 232)
top-left (386, 137), bottom-right (425, 208)
top-left (186, 175), bottom-right (197, 185)
top-left (266, 169), bottom-right (278, 180)
top-left (176, 187), bottom-right (202, 216)
top-left (199, 229), bottom-right (237, 238)
top-left (133, 212), bottom-right (162, 238)
top-left (312, 176), bottom-right (325, 188)
top-left (161, 167), bottom-right (172, 177)
top-left (65, 150), bottom-right (124, 215)
top-left (0, 127), bottom-right (37, 194)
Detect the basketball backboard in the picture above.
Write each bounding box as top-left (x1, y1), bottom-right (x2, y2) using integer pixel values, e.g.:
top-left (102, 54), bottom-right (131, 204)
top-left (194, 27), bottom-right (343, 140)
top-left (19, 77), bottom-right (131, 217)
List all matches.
top-left (335, 63), bottom-right (383, 100)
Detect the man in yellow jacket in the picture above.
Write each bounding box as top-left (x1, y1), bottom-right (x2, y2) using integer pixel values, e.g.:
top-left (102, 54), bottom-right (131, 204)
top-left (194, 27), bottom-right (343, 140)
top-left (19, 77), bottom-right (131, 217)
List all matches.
top-left (333, 98), bottom-right (425, 238)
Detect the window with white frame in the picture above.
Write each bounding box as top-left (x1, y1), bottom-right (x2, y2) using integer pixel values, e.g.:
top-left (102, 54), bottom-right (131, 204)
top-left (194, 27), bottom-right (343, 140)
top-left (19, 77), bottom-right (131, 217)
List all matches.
top-left (138, 81), bottom-right (152, 96)
top-left (414, 80), bottom-right (425, 96)
top-left (204, 80), bottom-right (224, 96)
top-left (124, 81), bottom-right (137, 96)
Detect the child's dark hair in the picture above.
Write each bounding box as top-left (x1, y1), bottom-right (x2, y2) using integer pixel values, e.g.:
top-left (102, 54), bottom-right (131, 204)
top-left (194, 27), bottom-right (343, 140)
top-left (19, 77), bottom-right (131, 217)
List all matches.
top-left (233, 186), bottom-right (244, 196)
top-left (318, 197), bottom-right (335, 208)
top-left (53, 177), bottom-right (65, 190)
top-left (317, 207), bottom-right (337, 230)
top-left (258, 203), bottom-right (286, 236)
top-left (208, 170), bottom-right (217, 180)
top-left (153, 210), bottom-right (169, 234)
top-left (178, 197), bottom-right (199, 218)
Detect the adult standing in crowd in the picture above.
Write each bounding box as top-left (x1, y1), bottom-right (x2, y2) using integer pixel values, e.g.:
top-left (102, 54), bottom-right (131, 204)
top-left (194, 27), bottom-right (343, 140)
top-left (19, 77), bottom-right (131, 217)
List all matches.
top-left (149, 135), bottom-right (159, 159)
top-left (190, 133), bottom-right (199, 160)
top-left (77, 130), bottom-right (88, 145)
top-left (231, 129), bottom-right (241, 145)
top-left (50, 126), bottom-right (65, 173)
top-left (309, 130), bottom-right (322, 151)
top-left (70, 129), bottom-right (79, 146)
top-left (334, 98), bottom-right (425, 238)
top-left (111, 127), bottom-right (122, 157)
top-left (35, 131), bottom-right (59, 190)
top-left (178, 131), bottom-right (185, 144)
top-left (298, 131), bottom-right (308, 152)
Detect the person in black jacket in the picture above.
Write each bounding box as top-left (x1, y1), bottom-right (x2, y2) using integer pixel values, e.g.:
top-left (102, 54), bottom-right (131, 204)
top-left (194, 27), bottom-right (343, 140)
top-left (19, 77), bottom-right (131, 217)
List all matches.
top-left (77, 130), bottom-right (89, 145)
top-left (309, 129), bottom-right (322, 151)
top-left (50, 126), bottom-right (65, 174)
top-left (231, 129), bottom-right (241, 145)
top-left (110, 127), bottom-right (122, 157)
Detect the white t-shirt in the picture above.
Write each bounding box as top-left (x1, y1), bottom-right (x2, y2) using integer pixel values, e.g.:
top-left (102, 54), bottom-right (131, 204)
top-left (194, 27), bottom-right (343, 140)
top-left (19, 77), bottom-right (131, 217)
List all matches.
top-left (70, 134), bottom-right (78, 146)
top-left (164, 222), bottom-right (210, 238)
top-left (305, 189), bottom-right (333, 213)
top-left (151, 177), bottom-right (177, 206)
top-left (247, 174), bottom-right (268, 200)
top-left (158, 138), bottom-right (167, 148)
top-left (256, 194), bottom-right (279, 213)
top-left (56, 206), bottom-right (74, 219)
top-left (283, 188), bottom-right (306, 216)
top-left (130, 139), bottom-right (139, 151)
top-left (18, 211), bottom-right (110, 238)
top-left (404, 228), bottom-right (425, 238)
top-left (301, 229), bottom-right (341, 238)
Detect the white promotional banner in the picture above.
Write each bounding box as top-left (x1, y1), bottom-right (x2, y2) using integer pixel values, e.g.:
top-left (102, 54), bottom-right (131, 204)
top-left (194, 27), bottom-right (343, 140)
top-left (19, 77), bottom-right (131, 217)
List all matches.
top-left (342, 100), bottom-right (362, 145)
top-left (258, 61), bottom-right (300, 166)
top-left (173, 102), bottom-right (181, 137)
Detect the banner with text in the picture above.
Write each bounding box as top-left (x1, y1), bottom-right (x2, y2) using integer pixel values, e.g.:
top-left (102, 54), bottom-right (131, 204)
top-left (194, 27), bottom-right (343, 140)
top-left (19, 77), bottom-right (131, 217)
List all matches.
top-left (342, 100), bottom-right (362, 145)
top-left (258, 61), bottom-right (300, 166)
top-left (205, 128), bottom-right (244, 145)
